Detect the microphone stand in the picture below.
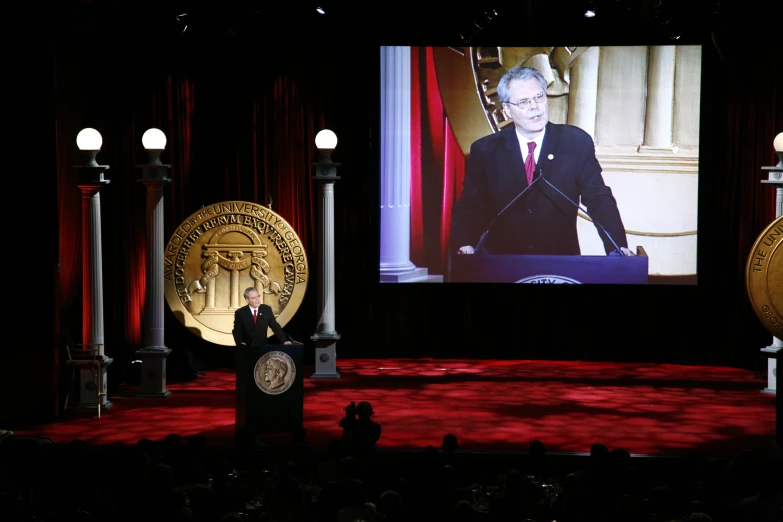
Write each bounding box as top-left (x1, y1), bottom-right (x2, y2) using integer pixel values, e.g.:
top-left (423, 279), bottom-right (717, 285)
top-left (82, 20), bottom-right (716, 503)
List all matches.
top-left (474, 174), bottom-right (543, 254)
top-left (537, 169), bottom-right (627, 256)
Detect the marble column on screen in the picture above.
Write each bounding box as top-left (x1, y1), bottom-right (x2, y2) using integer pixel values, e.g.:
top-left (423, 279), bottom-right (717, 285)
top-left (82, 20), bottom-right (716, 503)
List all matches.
top-left (640, 45), bottom-right (677, 154)
top-left (77, 182), bottom-right (113, 410)
top-left (567, 46), bottom-right (600, 138)
top-left (671, 46), bottom-right (702, 152)
top-left (759, 134), bottom-right (783, 394)
top-left (379, 45), bottom-right (442, 283)
top-left (135, 177), bottom-right (172, 398)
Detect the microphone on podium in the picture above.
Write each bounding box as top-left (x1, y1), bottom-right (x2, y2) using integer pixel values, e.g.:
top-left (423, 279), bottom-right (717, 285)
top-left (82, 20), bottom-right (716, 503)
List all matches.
top-left (473, 172), bottom-right (543, 254)
top-left (536, 167), bottom-right (627, 256)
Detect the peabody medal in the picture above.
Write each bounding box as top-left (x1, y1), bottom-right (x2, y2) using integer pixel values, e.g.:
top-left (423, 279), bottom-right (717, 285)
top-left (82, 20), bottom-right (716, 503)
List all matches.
top-left (745, 214), bottom-right (783, 339)
top-left (164, 201), bottom-right (309, 346)
top-left (254, 351), bottom-right (296, 395)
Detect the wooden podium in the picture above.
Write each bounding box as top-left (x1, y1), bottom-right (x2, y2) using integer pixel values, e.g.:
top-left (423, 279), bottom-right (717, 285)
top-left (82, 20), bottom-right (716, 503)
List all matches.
top-left (235, 343), bottom-right (304, 435)
top-left (450, 249), bottom-right (649, 284)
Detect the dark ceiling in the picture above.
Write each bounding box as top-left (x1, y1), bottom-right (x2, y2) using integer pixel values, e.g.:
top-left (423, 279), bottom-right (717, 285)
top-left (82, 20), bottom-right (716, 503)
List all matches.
top-left (50, 0), bottom-right (774, 61)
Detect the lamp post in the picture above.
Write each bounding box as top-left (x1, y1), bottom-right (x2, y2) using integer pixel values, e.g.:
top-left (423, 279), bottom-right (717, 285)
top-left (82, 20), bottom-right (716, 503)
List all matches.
top-left (74, 128), bottom-right (112, 410)
top-left (135, 128), bottom-right (172, 398)
top-left (759, 132), bottom-right (783, 395)
top-left (310, 129), bottom-right (341, 379)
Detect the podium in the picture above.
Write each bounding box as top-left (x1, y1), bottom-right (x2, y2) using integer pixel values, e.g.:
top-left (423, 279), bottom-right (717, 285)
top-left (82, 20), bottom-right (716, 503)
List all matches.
top-left (451, 250), bottom-right (649, 284)
top-left (235, 343), bottom-right (304, 435)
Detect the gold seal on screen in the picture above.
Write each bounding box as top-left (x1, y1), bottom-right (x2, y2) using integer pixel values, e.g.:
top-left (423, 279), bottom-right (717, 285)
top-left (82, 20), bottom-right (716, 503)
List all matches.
top-left (745, 214), bottom-right (783, 338)
top-left (432, 46), bottom-right (586, 156)
top-left (254, 351), bottom-right (296, 395)
top-left (164, 201), bottom-right (309, 346)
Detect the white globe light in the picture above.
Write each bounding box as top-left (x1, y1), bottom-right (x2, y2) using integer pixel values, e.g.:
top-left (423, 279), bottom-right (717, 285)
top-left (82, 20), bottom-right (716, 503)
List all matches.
top-left (774, 132), bottom-right (783, 153)
top-left (142, 128), bottom-right (167, 149)
top-left (76, 128), bottom-right (102, 150)
top-left (315, 129), bottom-right (338, 149)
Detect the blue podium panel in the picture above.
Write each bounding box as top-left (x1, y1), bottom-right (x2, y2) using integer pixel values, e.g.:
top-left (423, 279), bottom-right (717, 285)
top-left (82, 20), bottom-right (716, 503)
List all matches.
top-left (451, 254), bottom-right (649, 284)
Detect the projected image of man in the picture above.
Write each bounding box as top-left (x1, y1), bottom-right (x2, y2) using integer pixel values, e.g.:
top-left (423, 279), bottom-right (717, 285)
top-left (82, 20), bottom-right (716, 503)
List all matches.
top-left (451, 66), bottom-right (634, 257)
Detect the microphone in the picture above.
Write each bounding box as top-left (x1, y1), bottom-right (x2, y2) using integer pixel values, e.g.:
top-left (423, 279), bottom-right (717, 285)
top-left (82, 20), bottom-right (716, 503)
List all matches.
top-left (537, 167), bottom-right (627, 256)
top-left (474, 172), bottom-right (543, 254)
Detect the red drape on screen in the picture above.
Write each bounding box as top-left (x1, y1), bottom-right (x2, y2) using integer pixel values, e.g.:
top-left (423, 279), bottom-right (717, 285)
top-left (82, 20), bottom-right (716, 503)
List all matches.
top-left (410, 49), bottom-right (424, 260)
top-left (442, 123), bottom-right (466, 265)
top-left (409, 47), bottom-right (466, 277)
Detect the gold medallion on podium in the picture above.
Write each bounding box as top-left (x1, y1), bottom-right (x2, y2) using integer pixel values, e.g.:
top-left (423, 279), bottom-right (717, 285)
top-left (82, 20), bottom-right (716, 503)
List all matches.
top-left (254, 351), bottom-right (296, 395)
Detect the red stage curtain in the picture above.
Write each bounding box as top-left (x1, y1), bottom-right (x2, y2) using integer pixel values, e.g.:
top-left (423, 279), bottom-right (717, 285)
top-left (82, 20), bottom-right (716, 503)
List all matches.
top-left (50, 26), bottom-right (328, 411)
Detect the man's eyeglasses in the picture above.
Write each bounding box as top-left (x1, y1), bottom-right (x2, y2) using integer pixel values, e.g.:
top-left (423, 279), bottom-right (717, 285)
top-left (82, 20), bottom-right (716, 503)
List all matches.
top-left (246, 295), bottom-right (261, 300)
top-left (505, 92), bottom-right (547, 110)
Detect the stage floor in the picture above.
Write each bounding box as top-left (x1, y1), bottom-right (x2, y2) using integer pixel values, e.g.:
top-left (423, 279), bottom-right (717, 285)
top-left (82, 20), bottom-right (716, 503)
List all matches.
top-left (13, 359), bottom-right (778, 458)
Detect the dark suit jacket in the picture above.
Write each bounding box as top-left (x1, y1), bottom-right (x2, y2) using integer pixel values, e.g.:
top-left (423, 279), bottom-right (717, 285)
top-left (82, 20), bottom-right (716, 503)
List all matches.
top-left (232, 304), bottom-right (288, 347)
top-left (451, 122), bottom-right (628, 255)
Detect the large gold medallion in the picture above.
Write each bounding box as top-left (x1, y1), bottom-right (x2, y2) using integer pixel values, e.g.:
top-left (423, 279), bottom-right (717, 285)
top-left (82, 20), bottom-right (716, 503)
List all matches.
top-left (254, 351), bottom-right (296, 395)
top-left (164, 201), bottom-right (308, 346)
top-left (745, 214), bottom-right (783, 338)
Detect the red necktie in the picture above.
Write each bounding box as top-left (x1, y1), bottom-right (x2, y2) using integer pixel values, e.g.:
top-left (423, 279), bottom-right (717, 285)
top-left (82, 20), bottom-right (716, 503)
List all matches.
top-left (525, 142), bottom-right (537, 185)
top-left (253, 309), bottom-right (257, 323)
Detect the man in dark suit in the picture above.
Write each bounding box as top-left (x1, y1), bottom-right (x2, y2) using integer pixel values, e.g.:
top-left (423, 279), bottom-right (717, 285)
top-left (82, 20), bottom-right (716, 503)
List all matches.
top-left (451, 65), bottom-right (633, 257)
top-left (232, 287), bottom-right (292, 347)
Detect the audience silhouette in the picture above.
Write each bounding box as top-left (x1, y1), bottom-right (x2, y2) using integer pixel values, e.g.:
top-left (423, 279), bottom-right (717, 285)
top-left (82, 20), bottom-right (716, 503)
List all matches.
top-left (1, 428), bottom-right (781, 522)
top-left (339, 401), bottom-right (382, 460)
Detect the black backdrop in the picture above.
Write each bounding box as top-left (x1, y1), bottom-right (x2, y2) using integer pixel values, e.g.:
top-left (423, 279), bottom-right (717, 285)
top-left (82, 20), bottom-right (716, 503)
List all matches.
top-left (4, 0), bottom-right (781, 426)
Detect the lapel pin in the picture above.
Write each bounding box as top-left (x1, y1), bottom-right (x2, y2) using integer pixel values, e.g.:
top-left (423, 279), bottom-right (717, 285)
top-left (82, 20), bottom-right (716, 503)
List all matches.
top-left (548, 154), bottom-right (554, 160)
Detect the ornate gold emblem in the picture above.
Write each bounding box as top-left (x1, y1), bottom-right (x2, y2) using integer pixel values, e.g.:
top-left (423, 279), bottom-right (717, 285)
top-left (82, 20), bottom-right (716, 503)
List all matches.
top-left (254, 351), bottom-right (296, 395)
top-left (432, 46), bottom-right (587, 156)
top-left (164, 201), bottom-right (308, 346)
top-left (745, 214), bottom-right (783, 338)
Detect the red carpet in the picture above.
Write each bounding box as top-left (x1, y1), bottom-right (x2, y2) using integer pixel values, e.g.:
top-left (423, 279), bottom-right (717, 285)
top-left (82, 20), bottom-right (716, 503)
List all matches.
top-left (15, 359), bottom-right (777, 458)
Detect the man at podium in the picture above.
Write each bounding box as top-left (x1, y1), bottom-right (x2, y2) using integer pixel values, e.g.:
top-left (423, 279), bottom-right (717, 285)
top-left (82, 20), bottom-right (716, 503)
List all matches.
top-left (451, 65), bottom-right (633, 257)
top-left (232, 287), bottom-right (292, 347)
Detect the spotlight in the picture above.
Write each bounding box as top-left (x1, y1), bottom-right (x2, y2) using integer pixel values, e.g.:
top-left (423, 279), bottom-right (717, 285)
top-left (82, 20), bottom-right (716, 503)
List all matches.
top-left (584, 9), bottom-right (596, 17)
top-left (316, 6), bottom-right (325, 14)
top-left (459, 8), bottom-right (500, 44)
top-left (175, 13), bottom-right (188, 35)
top-left (651, 0), bottom-right (681, 40)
